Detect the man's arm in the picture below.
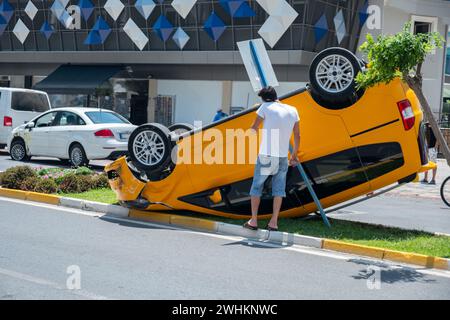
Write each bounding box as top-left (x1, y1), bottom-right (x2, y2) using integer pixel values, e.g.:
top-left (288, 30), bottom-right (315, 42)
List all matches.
top-left (290, 121), bottom-right (300, 166)
top-left (251, 116), bottom-right (264, 132)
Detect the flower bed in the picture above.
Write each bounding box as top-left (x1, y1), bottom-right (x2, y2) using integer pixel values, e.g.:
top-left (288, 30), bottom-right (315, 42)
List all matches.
top-left (0, 165), bottom-right (109, 194)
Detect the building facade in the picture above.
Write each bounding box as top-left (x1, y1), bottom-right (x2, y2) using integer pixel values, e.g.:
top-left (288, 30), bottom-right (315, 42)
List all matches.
top-left (0, 0), bottom-right (448, 126)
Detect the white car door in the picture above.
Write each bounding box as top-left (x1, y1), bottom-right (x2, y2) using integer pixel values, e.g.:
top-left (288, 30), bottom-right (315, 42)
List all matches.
top-left (26, 111), bottom-right (57, 156)
top-left (47, 111), bottom-right (86, 158)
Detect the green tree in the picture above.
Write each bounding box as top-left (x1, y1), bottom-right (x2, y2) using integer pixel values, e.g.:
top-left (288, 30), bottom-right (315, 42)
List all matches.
top-left (356, 23), bottom-right (448, 165)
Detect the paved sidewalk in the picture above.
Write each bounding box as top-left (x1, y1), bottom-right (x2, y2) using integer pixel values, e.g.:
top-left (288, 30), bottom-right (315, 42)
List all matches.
top-left (383, 159), bottom-right (449, 200)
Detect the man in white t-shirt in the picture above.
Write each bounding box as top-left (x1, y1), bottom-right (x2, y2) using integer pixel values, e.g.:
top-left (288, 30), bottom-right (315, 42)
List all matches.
top-left (244, 87), bottom-right (300, 232)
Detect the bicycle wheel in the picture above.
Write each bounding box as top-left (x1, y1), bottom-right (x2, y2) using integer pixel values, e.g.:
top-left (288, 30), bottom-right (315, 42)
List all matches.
top-left (440, 176), bottom-right (450, 207)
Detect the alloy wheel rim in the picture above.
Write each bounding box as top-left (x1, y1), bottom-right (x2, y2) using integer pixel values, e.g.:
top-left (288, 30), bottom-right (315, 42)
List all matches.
top-left (12, 144), bottom-right (25, 160)
top-left (133, 131), bottom-right (166, 166)
top-left (71, 147), bottom-right (83, 166)
top-left (315, 54), bottom-right (354, 93)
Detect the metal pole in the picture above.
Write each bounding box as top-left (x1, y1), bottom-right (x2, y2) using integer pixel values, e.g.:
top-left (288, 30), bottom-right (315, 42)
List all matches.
top-left (289, 146), bottom-right (331, 228)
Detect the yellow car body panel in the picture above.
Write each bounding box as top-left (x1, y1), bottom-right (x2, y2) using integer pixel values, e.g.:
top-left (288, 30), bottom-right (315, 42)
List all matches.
top-left (105, 78), bottom-right (430, 219)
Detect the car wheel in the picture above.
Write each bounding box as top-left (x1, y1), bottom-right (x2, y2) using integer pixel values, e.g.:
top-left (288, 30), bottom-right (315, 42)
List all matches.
top-left (10, 139), bottom-right (30, 162)
top-left (168, 123), bottom-right (194, 137)
top-left (69, 143), bottom-right (89, 167)
top-left (128, 123), bottom-right (173, 172)
top-left (309, 47), bottom-right (364, 109)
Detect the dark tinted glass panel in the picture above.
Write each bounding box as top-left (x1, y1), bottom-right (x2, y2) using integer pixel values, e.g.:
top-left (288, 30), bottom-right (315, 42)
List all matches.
top-left (180, 147), bottom-right (368, 216)
top-left (11, 92), bottom-right (50, 112)
top-left (357, 143), bottom-right (404, 180)
top-left (85, 111), bottom-right (130, 124)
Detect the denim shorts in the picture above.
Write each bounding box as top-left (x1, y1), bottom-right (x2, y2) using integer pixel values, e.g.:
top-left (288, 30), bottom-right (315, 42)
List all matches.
top-left (250, 155), bottom-right (289, 198)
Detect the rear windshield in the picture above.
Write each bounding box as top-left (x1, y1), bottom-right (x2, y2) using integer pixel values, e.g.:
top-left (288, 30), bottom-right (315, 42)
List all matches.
top-left (85, 111), bottom-right (130, 124)
top-left (11, 91), bottom-right (50, 112)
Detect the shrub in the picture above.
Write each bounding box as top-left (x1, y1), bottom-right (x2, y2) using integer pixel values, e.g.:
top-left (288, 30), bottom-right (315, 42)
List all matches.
top-left (58, 174), bottom-right (80, 193)
top-left (34, 178), bottom-right (58, 194)
top-left (0, 166), bottom-right (37, 189)
top-left (77, 175), bottom-right (94, 193)
top-left (75, 167), bottom-right (93, 176)
top-left (20, 176), bottom-right (40, 191)
top-left (92, 173), bottom-right (109, 189)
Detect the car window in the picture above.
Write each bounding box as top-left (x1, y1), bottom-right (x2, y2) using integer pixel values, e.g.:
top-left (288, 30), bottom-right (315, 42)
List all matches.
top-left (11, 91), bottom-right (50, 113)
top-left (55, 111), bottom-right (86, 126)
top-left (85, 111), bottom-right (130, 124)
top-left (35, 112), bottom-right (57, 128)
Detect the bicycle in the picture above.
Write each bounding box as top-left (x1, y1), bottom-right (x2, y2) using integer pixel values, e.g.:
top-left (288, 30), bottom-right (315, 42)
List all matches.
top-left (440, 176), bottom-right (450, 207)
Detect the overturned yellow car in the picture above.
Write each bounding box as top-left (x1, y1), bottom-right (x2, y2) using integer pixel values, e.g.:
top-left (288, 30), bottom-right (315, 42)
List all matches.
top-left (105, 48), bottom-right (433, 220)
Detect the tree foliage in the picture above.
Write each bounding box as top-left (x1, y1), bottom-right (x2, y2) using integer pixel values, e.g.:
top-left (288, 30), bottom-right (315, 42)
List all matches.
top-left (356, 22), bottom-right (444, 89)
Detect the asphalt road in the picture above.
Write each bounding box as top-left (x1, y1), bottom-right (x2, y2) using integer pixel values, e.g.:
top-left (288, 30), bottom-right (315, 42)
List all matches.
top-left (329, 195), bottom-right (450, 235)
top-left (0, 197), bottom-right (449, 300)
top-left (0, 149), bottom-right (108, 172)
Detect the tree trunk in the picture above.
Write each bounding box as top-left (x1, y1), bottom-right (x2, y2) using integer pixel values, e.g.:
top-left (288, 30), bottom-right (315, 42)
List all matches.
top-left (407, 78), bottom-right (450, 167)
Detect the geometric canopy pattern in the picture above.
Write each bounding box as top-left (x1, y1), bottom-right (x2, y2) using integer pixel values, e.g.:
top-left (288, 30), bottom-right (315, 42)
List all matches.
top-left (171, 0), bottom-right (197, 19)
top-left (135, 0), bottom-right (156, 20)
top-left (220, 0), bottom-right (255, 18)
top-left (153, 15), bottom-right (174, 42)
top-left (0, 0), bottom-right (14, 24)
top-left (172, 26), bottom-right (189, 50)
top-left (334, 9), bottom-right (346, 44)
top-left (104, 0), bottom-right (124, 21)
top-left (314, 13), bottom-right (328, 43)
top-left (203, 12), bottom-right (226, 41)
top-left (78, 0), bottom-right (95, 21)
top-left (123, 18), bottom-right (148, 50)
top-left (40, 21), bottom-right (54, 39)
top-left (256, 0), bottom-right (298, 48)
top-left (358, 0), bottom-right (370, 27)
top-left (24, 1), bottom-right (38, 21)
top-left (84, 16), bottom-right (111, 45)
top-left (13, 18), bottom-right (29, 44)
top-left (51, 0), bottom-right (74, 29)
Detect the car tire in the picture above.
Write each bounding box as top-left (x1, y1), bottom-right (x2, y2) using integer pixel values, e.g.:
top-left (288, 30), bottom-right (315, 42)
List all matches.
top-left (128, 123), bottom-right (174, 172)
top-left (10, 139), bottom-right (30, 162)
top-left (168, 123), bottom-right (194, 136)
top-left (309, 47), bottom-right (364, 109)
top-left (69, 143), bottom-right (89, 167)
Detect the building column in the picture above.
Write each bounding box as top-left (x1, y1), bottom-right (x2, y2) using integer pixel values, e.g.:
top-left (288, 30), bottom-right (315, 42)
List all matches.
top-left (9, 76), bottom-right (25, 88)
top-left (221, 81), bottom-right (232, 115)
top-left (148, 79), bottom-right (158, 123)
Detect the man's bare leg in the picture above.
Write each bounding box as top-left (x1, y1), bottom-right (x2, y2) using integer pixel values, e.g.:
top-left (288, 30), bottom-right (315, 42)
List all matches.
top-left (268, 197), bottom-right (283, 229)
top-left (248, 196), bottom-right (261, 227)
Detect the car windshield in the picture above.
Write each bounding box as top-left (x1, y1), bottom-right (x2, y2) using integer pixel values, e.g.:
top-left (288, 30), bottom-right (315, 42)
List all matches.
top-left (85, 111), bottom-right (130, 124)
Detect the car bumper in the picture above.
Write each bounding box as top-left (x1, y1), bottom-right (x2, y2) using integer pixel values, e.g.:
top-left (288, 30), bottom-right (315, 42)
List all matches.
top-left (86, 139), bottom-right (129, 160)
top-left (105, 156), bottom-right (146, 202)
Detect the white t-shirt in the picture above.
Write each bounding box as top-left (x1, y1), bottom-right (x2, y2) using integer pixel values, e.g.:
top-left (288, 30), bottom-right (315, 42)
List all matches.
top-left (256, 101), bottom-right (300, 158)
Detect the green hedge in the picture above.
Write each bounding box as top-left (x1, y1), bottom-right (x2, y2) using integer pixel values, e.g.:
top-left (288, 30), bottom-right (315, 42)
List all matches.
top-left (0, 166), bottom-right (110, 195)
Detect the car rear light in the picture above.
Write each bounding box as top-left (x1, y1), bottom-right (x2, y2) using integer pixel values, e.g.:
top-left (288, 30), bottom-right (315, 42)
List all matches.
top-left (397, 99), bottom-right (415, 131)
top-left (94, 129), bottom-right (114, 137)
top-left (3, 116), bottom-right (12, 127)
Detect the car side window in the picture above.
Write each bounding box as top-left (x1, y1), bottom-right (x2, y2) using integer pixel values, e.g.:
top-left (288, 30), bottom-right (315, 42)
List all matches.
top-left (55, 111), bottom-right (86, 126)
top-left (35, 112), bottom-right (57, 128)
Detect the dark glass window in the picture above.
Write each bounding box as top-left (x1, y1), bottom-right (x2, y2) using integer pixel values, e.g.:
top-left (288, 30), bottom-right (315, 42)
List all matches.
top-left (357, 143), bottom-right (404, 180)
top-left (55, 111), bottom-right (86, 126)
top-left (11, 91), bottom-right (50, 112)
top-left (35, 111), bottom-right (58, 128)
top-left (85, 111), bottom-right (130, 124)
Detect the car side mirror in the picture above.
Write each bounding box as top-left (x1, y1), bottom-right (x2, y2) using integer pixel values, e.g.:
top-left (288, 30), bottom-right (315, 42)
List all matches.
top-left (26, 122), bottom-right (35, 130)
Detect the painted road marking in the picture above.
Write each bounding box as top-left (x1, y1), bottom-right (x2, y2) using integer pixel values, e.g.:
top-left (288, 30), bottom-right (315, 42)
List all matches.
top-left (0, 267), bottom-right (108, 300)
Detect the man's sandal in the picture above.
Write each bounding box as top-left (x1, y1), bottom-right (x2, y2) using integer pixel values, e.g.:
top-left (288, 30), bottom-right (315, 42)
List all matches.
top-left (243, 222), bottom-right (258, 231)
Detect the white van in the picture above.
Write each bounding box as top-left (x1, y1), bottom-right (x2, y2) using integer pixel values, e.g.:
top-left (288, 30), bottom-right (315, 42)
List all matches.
top-left (0, 88), bottom-right (51, 149)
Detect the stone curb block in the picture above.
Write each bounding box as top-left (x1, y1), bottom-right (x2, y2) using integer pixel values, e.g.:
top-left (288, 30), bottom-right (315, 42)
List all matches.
top-left (293, 234), bottom-right (323, 249)
top-left (0, 188), bottom-right (27, 200)
top-left (81, 200), bottom-right (129, 218)
top-left (170, 215), bottom-right (218, 232)
top-left (129, 210), bottom-right (171, 224)
top-left (382, 250), bottom-right (449, 270)
top-left (323, 239), bottom-right (385, 260)
top-left (59, 197), bottom-right (84, 210)
top-left (26, 192), bottom-right (60, 205)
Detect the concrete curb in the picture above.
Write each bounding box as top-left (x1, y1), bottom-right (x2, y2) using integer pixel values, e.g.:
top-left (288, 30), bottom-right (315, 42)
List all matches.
top-left (0, 187), bottom-right (448, 271)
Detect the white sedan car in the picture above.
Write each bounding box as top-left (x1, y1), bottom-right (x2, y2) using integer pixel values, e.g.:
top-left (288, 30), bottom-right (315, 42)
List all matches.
top-left (8, 108), bottom-right (136, 167)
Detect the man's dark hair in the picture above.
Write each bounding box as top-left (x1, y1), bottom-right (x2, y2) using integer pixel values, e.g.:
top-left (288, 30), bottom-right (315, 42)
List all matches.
top-left (258, 86), bottom-right (278, 102)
